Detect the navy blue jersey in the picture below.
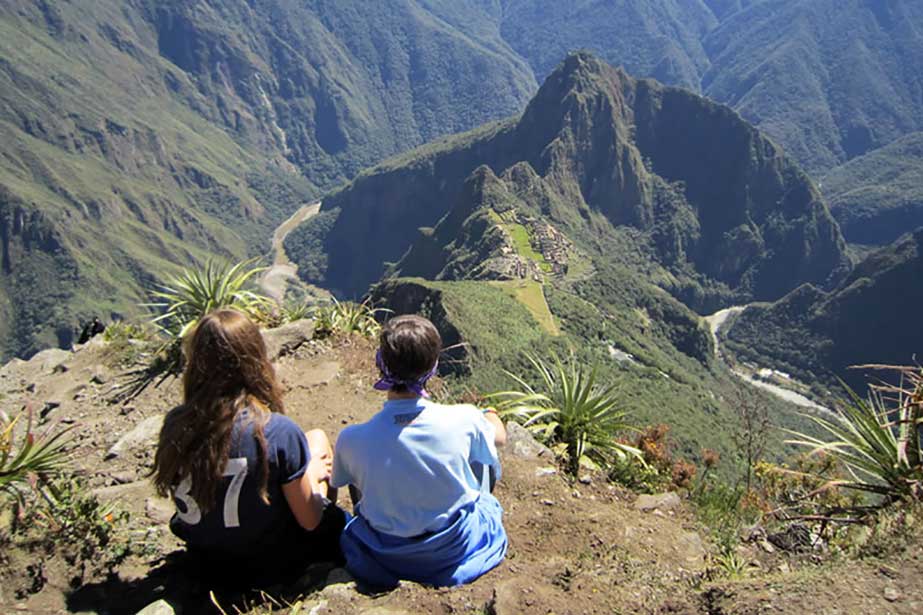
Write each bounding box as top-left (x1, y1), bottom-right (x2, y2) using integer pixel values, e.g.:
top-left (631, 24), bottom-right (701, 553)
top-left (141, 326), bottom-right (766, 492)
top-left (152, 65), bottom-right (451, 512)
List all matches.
top-left (169, 411), bottom-right (310, 558)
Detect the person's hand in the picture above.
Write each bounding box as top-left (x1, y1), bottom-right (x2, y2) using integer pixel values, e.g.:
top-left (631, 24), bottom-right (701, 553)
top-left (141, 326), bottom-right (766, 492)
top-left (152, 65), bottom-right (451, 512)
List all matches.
top-left (307, 456), bottom-right (331, 488)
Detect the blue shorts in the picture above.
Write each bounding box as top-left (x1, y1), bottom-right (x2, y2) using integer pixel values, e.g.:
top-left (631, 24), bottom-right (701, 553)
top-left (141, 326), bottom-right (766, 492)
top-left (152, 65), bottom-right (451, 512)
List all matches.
top-left (340, 494), bottom-right (507, 588)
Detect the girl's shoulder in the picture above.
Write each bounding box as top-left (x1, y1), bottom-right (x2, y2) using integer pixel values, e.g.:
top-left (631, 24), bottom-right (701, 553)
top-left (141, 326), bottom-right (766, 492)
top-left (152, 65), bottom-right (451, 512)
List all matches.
top-left (263, 412), bottom-right (304, 437)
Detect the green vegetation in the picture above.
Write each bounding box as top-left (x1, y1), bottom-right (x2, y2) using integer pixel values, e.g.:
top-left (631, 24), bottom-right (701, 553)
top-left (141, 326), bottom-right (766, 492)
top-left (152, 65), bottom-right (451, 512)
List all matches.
top-left (312, 299), bottom-right (385, 339)
top-left (148, 259), bottom-right (271, 339)
top-left (491, 355), bottom-right (641, 475)
top-left (703, 0), bottom-right (923, 173)
top-left (505, 223), bottom-right (550, 272)
top-left (824, 132), bottom-right (923, 246)
top-left (787, 366), bottom-right (923, 502)
top-left (299, 53), bottom-right (849, 311)
top-left (725, 230), bottom-right (923, 394)
top-left (0, 407), bottom-right (71, 505)
top-left (490, 280), bottom-right (559, 335)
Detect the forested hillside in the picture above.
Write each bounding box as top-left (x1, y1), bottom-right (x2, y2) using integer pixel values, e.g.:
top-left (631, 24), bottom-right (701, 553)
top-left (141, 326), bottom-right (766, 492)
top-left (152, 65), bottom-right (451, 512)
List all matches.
top-left (0, 0), bottom-right (538, 359)
top-left (3, 0), bottom-right (922, 359)
top-left (726, 229), bottom-right (923, 393)
top-left (823, 132), bottom-right (923, 246)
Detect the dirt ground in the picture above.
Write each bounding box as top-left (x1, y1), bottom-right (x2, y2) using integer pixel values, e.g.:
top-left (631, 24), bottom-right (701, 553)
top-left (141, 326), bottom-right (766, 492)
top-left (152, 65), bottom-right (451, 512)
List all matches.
top-left (1, 329), bottom-right (921, 614)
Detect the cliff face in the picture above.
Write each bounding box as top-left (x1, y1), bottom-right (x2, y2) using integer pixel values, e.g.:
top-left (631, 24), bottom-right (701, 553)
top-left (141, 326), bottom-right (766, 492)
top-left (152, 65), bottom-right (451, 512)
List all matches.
top-left (296, 53), bottom-right (850, 311)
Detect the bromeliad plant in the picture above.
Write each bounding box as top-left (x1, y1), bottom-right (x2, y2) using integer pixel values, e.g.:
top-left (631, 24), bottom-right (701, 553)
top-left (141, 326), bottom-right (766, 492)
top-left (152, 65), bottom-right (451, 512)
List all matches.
top-left (1, 406), bottom-right (72, 506)
top-left (786, 365), bottom-right (923, 503)
top-left (312, 297), bottom-right (388, 339)
top-left (489, 355), bottom-right (641, 475)
top-left (147, 258), bottom-right (271, 339)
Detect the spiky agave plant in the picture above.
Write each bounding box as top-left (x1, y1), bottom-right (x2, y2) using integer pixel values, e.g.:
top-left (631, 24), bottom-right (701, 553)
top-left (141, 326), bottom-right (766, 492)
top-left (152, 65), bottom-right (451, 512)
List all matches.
top-left (489, 354), bottom-right (641, 475)
top-left (147, 258), bottom-right (271, 338)
top-left (0, 407), bottom-right (72, 505)
top-left (312, 298), bottom-right (388, 339)
top-left (786, 365), bottom-right (923, 502)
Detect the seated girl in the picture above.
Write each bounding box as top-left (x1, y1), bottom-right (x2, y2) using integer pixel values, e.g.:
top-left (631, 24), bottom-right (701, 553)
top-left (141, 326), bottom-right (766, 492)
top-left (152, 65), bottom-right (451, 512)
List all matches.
top-left (152, 309), bottom-right (346, 584)
top-left (331, 315), bottom-right (508, 588)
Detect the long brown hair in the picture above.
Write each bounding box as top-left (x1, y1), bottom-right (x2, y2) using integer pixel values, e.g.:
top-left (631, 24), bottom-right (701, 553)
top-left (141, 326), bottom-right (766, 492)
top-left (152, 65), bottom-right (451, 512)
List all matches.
top-left (152, 309), bottom-right (284, 511)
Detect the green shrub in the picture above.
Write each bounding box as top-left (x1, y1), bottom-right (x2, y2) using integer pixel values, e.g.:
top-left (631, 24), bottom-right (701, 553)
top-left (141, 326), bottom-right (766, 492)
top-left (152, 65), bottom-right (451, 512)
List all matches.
top-left (0, 407), bottom-right (71, 507)
top-left (786, 366), bottom-right (923, 502)
top-left (489, 354), bottom-right (641, 475)
top-left (147, 258), bottom-right (271, 339)
top-left (312, 298), bottom-right (386, 339)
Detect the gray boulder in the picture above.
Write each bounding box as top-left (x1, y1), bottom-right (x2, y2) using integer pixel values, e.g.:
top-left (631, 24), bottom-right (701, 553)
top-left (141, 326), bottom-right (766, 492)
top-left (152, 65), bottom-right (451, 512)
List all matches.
top-left (504, 422), bottom-right (553, 459)
top-left (634, 492), bottom-right (682, 512)
top-left (263, 320), bottom-right (315, 360)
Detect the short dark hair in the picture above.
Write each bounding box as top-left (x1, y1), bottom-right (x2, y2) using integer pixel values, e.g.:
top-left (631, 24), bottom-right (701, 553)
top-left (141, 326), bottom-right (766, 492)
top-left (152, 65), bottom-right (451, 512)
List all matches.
top-left (379, 315), bottom-right (442, 390)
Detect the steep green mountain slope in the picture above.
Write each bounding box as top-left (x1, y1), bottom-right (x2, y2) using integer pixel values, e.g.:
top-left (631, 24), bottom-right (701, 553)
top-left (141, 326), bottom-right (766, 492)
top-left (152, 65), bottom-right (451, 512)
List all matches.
top-left (0, 1), bottom-right (312, 358)
top-left (289, 53), bottom-right (849, 310)
top-left (492, 0), bottom-right (717, 89)
top-left (5, 0), bottom-right (920, 360)
top-left (0, 0), bottom-right (539, 359)
top-left (822, 132), bottom-right (923, 246)
top-left (725, 229), bottom-right (923, 393)
top-left (703, 0), bottom-right (923, 174)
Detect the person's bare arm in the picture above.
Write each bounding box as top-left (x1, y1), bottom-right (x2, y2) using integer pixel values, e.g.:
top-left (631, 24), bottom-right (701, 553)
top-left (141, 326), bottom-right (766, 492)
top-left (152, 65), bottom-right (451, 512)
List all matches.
top-left (484, 410), bottom-right (507, 447)
top-left (282, 457), bottom-right (328, 531)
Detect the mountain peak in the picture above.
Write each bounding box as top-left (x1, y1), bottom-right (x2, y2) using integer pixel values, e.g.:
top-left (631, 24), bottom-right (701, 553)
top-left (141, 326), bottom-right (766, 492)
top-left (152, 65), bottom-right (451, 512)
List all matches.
top-left (303, 56), bottom-right (849, 309)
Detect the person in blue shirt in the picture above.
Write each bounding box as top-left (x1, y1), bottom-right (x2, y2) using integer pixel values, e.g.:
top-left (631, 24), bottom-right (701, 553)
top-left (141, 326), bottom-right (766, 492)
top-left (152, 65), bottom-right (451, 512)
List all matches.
top-left (152, 309), bottom-right (346, 584)
top-left (331, 314), bottom-right (508, 588)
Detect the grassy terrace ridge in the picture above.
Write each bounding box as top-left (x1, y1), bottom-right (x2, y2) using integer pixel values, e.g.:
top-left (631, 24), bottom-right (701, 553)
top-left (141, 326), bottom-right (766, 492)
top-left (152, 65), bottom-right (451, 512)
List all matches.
top-left (489, 279), bottom-right (559, 336)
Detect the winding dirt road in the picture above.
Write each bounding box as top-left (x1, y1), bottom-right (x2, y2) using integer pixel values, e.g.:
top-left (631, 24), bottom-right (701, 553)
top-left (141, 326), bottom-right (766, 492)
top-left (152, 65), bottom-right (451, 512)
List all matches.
top-left (259, 201), bottom-right (320, 303)
top-left (704, 306), bottom-right (832, 414)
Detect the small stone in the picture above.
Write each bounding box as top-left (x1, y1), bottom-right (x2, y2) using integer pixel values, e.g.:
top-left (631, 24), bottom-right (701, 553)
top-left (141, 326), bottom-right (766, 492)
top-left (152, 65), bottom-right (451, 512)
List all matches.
top-left (325, 567), bottom-right (354, 586)
top-left (136, 599), bottom-right (176, 615)
top-left (105, 414), bottom-right (165, 460)
top-left (578, 475), bottom-right (592, 485)
top-left (571, 489), bottom-right (581, 499)
top-left (90, 368), bottom-right (110, 385)
top-left (61, 417), bottom-right (76, 424)
top-left (634, 492), bottom-right (681, 512)
top-left (535, 467), bottom-right (557, 477)
top-left (884, 587), bottom-right (900, 602)
top-left (109, 471), bottom-right (134, 484)
top-left (40, 400), bottom-right (62, 419)
top-left (119, 404), bottom-right (136, 416)
top-left (505, 422), bottom-right (553, 459)
top-left (541, 499), bottom-right (554, 506)
top-left (262, 320), bottom-right (316, 360)
top-left (758, 539), bottom-right (776, 554)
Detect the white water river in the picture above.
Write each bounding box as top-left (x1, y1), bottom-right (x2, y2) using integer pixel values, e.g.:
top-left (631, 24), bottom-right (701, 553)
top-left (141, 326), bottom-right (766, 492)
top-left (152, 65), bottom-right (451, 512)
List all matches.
top-left (704, 306), bottom-right (832, 415)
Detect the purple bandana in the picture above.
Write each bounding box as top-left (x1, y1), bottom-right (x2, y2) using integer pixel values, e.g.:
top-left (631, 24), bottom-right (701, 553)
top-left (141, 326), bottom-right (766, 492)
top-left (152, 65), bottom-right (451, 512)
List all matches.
top-left (373, 349), bottom-right (438, 398)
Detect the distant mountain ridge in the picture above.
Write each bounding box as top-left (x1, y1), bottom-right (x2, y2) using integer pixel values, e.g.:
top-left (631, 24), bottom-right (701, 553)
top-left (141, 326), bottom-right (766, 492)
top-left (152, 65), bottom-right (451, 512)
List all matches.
top-left (290, 53), bottom-right (850, 312)
top-left (3, 0), bottom-right (921, 359)
top-left (823, 132), bottom-right (923, 246)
